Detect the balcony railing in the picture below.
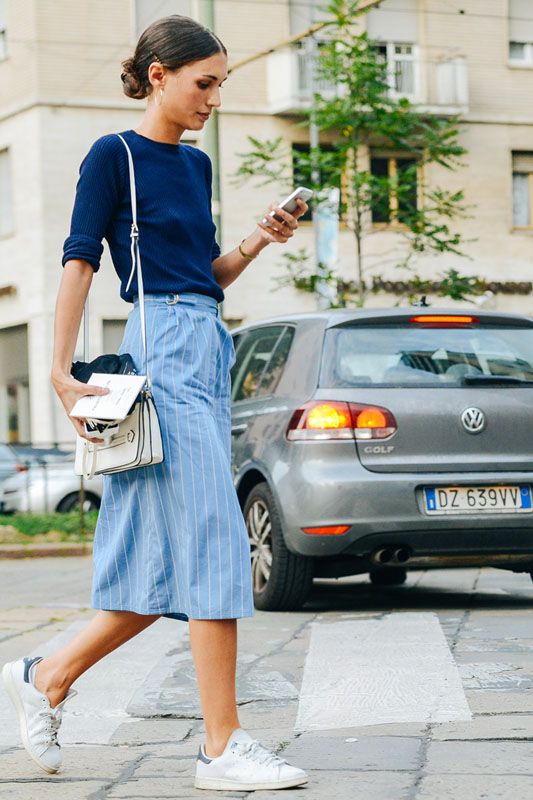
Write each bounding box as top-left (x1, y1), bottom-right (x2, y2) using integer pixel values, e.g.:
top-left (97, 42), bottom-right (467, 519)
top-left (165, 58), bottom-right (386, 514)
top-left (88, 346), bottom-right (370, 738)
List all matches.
top-left (266, 47), bottom-right (469, 116)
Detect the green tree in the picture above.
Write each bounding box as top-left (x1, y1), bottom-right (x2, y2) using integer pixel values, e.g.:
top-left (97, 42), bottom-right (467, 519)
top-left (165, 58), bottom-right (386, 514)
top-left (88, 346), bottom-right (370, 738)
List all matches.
top-left (231, 0), bottom-right (473, 306)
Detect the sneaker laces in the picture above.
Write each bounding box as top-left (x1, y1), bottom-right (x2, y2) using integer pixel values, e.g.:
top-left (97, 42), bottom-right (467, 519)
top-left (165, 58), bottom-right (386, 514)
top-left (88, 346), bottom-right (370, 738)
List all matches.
top-left (37, 690), bottom-right (78, 748)
top-left (232, 739), bottom-right (288, 768)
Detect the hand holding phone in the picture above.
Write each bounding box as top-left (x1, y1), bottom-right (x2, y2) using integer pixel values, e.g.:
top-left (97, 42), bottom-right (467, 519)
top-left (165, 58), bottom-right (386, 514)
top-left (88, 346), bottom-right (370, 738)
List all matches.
top-left (262, 186), bottom-right (313, 228)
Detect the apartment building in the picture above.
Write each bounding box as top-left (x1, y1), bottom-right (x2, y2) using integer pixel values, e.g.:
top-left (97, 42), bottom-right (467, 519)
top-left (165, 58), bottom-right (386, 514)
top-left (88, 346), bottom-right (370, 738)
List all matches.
top-left (0, 1), bottom-right (532, 443)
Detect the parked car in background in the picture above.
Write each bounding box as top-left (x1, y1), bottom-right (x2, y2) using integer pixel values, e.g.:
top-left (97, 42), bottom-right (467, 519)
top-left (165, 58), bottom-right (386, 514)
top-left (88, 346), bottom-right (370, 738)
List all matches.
top-left (0, 443), bottom-right (72, 492)
top-left (0, 444), bottom-right (19, 488)
top-left (1, 455), bottom-right (102, 513)
top-left (230, 308), bottom-right (533, 611)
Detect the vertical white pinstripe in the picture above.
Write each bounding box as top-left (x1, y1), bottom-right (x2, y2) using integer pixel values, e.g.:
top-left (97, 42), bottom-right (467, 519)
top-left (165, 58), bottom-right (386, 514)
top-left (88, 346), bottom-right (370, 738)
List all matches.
top-left (192, 312), bottom-right (212, 616)
top-left (197, 315), bottom-right (221, 617)
top-left (153, 304), bottom-right (184, 613)
top-left (145, 304), bottom-right (172, 613)
top-left (172, 305), bottom-right (194, 617)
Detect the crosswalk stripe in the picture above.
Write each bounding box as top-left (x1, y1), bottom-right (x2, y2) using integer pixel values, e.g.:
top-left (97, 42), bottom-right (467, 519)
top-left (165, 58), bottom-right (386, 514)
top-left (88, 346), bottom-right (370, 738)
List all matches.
top-left (294, 612), bottom-right (472, 731)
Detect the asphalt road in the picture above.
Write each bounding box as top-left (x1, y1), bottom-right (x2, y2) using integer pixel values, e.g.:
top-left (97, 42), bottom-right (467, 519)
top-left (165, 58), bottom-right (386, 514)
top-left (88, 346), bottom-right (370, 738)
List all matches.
top-left (0, 558), bottom-right (532, 799)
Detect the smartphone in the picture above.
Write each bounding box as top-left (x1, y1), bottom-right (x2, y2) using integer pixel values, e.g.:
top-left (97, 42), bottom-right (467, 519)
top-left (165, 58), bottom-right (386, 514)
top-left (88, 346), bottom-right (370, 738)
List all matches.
top-left (262, 186), bottom-right (314, 227)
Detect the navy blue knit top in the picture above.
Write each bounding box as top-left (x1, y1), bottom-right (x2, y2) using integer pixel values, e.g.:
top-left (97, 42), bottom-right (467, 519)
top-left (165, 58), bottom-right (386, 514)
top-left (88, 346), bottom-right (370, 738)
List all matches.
top-left (62, 129), bottom-right (223, 303)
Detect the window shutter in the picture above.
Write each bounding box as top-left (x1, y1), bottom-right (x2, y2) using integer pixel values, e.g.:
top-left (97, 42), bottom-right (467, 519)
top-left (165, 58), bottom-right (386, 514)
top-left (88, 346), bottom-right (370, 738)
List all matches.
top-left (366, 0), bottom-right (417, 43)
top-left (509, 0), bottom-right (533, 43)
top-left (0, 150), bottom-right (13, 237)
top-left (513, 152), bottom-right (533, 173)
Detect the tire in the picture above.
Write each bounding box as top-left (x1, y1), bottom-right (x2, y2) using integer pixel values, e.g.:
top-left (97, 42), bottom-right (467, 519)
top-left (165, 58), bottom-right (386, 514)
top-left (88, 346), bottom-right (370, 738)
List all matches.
top-left (369, 568), bottom-right (407, 586)
top-left (243, 482), bottom-right (314, 611)
top-left (56, 492), bottom-right (101, 513)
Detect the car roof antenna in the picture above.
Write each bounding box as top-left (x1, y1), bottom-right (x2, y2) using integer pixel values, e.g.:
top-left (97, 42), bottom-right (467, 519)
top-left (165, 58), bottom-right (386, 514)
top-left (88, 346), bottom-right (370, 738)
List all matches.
top-left (412, 295), bottom-right (430, 307)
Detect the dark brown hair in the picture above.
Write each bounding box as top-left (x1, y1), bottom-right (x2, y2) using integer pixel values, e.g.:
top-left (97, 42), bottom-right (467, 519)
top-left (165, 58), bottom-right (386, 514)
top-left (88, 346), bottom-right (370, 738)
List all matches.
top-left (121, 15), bottom-right (227, 100)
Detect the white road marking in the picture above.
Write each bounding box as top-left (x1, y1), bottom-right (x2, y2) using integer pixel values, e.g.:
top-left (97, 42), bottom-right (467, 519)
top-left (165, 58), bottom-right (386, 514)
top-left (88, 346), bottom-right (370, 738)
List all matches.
top-left (294, 612), bottom-right (472, 731)
top-left (0, 617), bottom-right (187, 745)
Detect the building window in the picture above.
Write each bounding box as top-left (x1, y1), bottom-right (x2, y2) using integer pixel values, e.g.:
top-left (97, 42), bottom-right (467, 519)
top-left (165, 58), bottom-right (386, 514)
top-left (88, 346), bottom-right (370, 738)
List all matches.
top-left (512, 152), bottom-right (533, 227)
top-left (0, 325), bottom-right (30, 443)
top-left (134, 0), bottom-right (192, 37)
top-left (0, 0), bottom-right (7, 61)
top-left (371, 42), bottom-right (417, 98)
top-left (292, 142), bottom-right (342, 222)
top-left (509, 1), bottom-right (533, 64)
top-left (509, 42), bottom-right (533, 65)
top-left (370, 155), bottom-right (418, 226)
top-left (0, 149), bottom-right (14, 237)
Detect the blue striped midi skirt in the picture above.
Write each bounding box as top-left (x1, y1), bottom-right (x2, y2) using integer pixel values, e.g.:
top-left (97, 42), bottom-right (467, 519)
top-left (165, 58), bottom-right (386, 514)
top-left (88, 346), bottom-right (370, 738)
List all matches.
top-left (91, 292), bottom-right (255, 622)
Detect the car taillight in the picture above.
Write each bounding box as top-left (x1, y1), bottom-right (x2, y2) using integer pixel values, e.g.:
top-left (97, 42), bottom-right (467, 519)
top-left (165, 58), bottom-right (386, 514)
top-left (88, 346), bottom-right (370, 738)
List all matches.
top-left (286, 401), bottom-right (397, 441)
top-left (15, 463), bottom-right (29, 472)
top-left (410, 314), bottom-right (478, 326)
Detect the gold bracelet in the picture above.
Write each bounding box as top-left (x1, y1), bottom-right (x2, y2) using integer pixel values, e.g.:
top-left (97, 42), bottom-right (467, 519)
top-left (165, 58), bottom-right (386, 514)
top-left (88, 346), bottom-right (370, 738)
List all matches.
top-left (239, 239), bottom-right (256, 261)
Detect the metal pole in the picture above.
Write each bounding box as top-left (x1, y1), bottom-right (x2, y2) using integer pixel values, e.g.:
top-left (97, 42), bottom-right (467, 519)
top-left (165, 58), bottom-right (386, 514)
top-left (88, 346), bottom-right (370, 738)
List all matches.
top-left (199, 0), bottom-right (223, 316)
top-left (306, 33), bottom-right (329, 310)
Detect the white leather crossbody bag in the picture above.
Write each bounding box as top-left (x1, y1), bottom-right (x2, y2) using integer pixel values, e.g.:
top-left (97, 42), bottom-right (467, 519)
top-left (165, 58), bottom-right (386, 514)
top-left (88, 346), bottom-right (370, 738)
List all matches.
top-left (74, 134), bottom-right (164, 480)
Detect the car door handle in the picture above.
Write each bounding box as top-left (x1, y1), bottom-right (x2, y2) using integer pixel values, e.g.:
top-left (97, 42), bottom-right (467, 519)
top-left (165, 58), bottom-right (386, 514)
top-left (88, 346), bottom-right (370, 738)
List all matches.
top-left (231, 423), bottom-right (248, 436)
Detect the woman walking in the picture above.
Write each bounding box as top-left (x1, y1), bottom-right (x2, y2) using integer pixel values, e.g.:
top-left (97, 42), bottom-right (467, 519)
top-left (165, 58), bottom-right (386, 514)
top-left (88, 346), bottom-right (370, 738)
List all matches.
top-left (2, 15), bottom-right (309, 793)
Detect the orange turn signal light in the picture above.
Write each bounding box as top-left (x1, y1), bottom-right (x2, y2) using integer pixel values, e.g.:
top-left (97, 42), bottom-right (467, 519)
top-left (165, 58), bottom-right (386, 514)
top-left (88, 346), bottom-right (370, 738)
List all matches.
top-left (356, 408), bottom-right (387, 429)
top-left (306, 403), bottom-right (352, 430)
top-left (302, 525), bottom-right (350, 535)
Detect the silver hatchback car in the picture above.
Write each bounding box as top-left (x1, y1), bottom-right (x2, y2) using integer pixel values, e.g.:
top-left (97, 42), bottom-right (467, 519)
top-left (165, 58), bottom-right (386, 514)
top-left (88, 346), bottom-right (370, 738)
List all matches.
top-left (230, 308), bottom-right (533, 611)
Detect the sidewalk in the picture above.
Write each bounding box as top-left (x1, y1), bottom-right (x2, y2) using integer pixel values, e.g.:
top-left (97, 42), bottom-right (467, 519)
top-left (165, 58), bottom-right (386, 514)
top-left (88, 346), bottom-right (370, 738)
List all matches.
top-left (0, 558), bottom-right (532, 799)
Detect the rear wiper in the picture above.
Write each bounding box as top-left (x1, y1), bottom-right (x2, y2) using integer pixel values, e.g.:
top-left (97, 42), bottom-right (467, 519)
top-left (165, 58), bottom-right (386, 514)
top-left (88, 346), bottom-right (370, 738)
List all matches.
top-left (462, 375), bottom-right (533, 386)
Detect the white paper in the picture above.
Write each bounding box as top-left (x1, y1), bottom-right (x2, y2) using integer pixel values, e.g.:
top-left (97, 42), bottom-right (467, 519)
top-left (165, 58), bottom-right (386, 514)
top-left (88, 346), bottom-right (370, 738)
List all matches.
top-left (69, 373), bottom-right (146, 421)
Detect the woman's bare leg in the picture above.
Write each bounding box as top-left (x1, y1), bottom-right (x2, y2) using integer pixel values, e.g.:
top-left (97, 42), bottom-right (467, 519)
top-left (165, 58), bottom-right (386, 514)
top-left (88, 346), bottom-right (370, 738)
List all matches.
top-left (189, 618), bottom-right (241, 758)
top-left (33, 610), bottom-right (160, 708)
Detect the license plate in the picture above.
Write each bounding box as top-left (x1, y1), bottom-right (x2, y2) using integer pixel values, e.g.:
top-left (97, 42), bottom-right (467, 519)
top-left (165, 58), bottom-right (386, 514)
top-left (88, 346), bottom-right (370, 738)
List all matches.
top-left (424, 485), bottom-right (532, 514)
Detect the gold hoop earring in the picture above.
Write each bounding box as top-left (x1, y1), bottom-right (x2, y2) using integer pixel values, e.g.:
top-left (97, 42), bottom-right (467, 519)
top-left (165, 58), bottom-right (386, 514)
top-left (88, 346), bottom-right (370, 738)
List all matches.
top-left (156, 88), bottom-right (164, 107)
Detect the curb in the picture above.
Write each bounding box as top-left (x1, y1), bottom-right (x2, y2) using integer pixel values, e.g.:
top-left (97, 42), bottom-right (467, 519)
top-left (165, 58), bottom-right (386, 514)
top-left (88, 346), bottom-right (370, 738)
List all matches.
top-left (0, 542), bottom-right (93, 559)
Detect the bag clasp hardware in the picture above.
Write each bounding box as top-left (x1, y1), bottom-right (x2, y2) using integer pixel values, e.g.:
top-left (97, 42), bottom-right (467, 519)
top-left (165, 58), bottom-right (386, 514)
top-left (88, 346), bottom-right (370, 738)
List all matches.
top-left (166, 293), bottom-right (180, 305)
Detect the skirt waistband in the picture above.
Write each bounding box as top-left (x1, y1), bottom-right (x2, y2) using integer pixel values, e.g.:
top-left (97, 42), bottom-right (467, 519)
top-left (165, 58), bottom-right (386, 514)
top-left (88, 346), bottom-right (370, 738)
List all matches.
top-left (132, 292), bottom-right (219, 313)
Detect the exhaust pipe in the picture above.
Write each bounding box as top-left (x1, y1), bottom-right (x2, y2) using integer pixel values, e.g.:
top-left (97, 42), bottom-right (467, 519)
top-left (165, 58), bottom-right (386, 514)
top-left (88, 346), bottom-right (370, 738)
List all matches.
top-left (373, 547), bottom-right (395, 565)
top-left (371, 545), bottom-right (412, 566)
top-left (394, 547), bottom-right (411, 563)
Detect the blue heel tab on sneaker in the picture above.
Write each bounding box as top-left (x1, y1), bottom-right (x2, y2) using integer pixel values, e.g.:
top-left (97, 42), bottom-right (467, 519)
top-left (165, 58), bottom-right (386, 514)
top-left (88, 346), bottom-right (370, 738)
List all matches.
top-left (23, 656), bottom-right (43, 684)
top-left (197, 745), bottom-right (213, 764)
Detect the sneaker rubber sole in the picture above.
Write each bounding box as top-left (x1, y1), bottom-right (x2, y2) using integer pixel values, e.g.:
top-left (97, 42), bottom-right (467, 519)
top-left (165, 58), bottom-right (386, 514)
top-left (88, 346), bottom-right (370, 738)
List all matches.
top-left (2, 661), bottom-right (59, 775)
top-left (194, 774), bottom-right (309, 791)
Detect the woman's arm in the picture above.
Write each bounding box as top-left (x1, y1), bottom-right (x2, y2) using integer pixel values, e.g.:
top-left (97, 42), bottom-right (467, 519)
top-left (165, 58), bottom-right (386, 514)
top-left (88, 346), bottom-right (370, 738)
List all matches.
top-left (212, 198), bottom-right (308, 291)
top-left (51, 260), bottom-right (109, 443)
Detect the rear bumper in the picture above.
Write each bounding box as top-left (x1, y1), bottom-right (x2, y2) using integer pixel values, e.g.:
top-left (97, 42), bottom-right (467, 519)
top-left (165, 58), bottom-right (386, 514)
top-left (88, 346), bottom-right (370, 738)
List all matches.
top-left (272, 447), bottom-right (533, 559)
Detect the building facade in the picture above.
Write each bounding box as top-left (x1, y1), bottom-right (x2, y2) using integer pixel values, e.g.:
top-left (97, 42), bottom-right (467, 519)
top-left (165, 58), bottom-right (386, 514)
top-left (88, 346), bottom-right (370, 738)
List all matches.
top-left (0, 1), bottom-right (532, 444)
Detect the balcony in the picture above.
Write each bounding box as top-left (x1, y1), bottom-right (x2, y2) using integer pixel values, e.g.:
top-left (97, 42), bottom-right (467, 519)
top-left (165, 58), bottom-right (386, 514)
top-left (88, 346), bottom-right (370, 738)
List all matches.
top-left (266, 45), bottom-right (469, 117)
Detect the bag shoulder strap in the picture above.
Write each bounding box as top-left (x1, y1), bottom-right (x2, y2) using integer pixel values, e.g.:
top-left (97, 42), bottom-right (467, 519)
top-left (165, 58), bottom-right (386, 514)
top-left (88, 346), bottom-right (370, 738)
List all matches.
top-left (81, 133), bottom-right (150, 386)
top-left (116, 133), bottom-right (149, 386)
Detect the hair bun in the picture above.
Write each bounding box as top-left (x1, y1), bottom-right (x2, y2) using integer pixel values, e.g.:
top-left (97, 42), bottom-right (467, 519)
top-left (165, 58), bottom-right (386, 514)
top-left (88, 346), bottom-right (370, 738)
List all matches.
top-left (121, 57), bottom-right (147, 99)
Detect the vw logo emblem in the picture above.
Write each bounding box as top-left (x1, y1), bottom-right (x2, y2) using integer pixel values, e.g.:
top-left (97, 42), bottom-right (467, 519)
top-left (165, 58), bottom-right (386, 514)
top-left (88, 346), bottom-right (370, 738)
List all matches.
top-left (461, 407), bottom-right (485, 434)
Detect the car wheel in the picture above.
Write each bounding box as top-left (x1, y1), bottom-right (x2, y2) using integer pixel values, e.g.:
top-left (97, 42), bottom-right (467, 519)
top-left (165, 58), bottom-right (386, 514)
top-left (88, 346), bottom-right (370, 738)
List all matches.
top-left (244, 482), bottom-right (314, 611)
top-left (56, 492), bottom-right (100, 513)
top-left (369, 568), bottom-right (407, 586)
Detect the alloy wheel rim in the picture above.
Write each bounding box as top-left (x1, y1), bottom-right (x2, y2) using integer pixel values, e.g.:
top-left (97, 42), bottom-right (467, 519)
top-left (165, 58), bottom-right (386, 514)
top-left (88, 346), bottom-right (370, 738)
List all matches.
top-left (246, 498), bottom-right (273, 594)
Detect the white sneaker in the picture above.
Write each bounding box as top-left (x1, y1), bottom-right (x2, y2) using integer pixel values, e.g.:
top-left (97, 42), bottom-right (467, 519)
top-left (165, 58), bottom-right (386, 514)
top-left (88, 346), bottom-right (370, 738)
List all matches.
top-left (2, 656), bottom-right (77, 774)
top-left (194, 727), bottom-right (308, 791)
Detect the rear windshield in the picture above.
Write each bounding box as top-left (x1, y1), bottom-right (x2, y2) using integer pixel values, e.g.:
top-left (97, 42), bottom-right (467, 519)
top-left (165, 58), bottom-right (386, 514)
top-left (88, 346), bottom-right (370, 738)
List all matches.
top-left (320, 325), bottom-right (533, 388)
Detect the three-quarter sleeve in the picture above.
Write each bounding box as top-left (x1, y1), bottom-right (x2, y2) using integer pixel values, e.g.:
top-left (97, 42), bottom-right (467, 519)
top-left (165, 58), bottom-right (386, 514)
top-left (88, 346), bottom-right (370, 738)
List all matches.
top-left (203, 151), bottom-right (221, 262)
top-left (62, 135), bottom-right (125, 272)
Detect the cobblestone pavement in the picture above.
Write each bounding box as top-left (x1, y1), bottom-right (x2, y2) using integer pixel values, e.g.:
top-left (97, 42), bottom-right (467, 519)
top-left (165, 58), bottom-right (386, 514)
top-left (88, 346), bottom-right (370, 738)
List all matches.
top-left (0, 557), bottom-right (532, 799)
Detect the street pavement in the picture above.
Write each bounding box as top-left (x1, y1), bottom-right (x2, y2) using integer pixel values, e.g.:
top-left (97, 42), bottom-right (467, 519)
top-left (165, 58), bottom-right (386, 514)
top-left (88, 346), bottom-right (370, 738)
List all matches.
top-left (0, 557), bottom-right (532, 799)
